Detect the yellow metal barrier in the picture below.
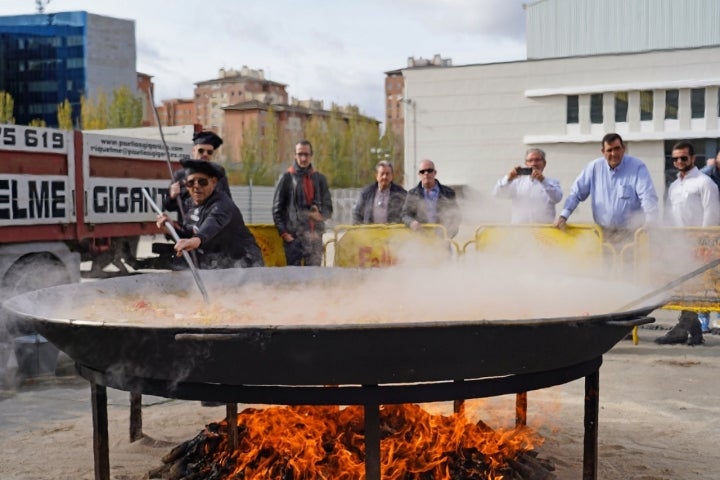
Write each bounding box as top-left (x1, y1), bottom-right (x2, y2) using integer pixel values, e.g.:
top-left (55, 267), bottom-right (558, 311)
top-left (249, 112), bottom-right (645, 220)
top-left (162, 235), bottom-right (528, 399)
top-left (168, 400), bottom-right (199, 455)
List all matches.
top-left (326, 224), bottom-right (459, 268)
top-left (248, 224), bottom-right (286, 267)
top-left (462, 223), bottom-right (608, 272)
top-left (633, 226), bottom-right (720, 312)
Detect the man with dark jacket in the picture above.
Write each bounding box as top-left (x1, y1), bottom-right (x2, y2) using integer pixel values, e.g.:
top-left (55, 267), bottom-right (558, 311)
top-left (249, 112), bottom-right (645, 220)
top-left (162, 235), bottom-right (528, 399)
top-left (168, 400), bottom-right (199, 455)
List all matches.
top-left (401, 159), bottom-right (461, 238)
top-left (157, 159), bottom-right (264, 269)
top-left (272, 140), bottom-right (333, 266)
top-left (352, 160), bottom-right (407, 224)
top-left (163, 130), bottom-right (231, 222)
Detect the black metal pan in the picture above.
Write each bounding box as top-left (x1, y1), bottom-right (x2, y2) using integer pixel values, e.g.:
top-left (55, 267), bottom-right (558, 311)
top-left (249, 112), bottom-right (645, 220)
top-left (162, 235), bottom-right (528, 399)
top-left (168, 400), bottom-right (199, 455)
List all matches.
top-left (2, 267), bottom-right (658, 387)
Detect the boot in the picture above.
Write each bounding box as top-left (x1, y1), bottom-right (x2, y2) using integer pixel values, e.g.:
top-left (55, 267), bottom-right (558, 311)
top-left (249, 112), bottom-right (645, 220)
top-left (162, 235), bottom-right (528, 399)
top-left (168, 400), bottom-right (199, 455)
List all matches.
top-left (654, 324), bottom-right (688, 344)
top-left (679, 310), bottom-right (704, 346)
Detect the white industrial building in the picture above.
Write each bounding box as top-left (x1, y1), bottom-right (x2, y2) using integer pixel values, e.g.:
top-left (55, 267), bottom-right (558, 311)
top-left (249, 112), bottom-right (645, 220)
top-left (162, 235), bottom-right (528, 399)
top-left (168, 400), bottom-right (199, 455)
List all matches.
top-left (402, 0), bottom-right (720, 226)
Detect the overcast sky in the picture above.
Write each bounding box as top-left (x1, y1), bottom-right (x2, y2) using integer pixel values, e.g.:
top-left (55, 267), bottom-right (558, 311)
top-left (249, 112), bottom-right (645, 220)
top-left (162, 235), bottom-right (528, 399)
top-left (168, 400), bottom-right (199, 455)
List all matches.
top-left (1, 0), bottom-right (529, 121)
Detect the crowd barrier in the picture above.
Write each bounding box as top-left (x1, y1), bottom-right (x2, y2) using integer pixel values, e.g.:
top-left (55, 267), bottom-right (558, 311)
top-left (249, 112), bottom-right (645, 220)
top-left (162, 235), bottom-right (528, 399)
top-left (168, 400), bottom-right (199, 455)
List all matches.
top-left (632, 226), bottom-right (720, 313)
top-left (249, 223), bottom-right (720, 343)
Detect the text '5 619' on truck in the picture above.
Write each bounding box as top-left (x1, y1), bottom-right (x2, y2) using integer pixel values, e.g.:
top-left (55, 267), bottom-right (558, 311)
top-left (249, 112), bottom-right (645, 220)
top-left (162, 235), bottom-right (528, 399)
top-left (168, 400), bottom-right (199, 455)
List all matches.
top-left (0, 124), bottom-right (191, 298)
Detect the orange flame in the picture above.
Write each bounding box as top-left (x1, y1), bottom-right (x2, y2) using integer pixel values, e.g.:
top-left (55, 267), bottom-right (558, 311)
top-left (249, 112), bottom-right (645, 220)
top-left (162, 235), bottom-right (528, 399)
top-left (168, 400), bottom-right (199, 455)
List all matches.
top-left (186, 404), bottom-right (544, 480)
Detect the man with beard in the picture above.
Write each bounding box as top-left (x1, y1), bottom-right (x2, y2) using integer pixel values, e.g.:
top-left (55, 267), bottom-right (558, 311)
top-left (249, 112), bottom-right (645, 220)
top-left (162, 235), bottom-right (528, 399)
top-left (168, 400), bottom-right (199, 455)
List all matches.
top-left (655, 141), bottom-right (719, 346)
top-left (156, 159), bottom-right (264, 269)
top-left (352, 160), bottom-right (407, 224)
top-left (272, 140), bottom-right (333, 266)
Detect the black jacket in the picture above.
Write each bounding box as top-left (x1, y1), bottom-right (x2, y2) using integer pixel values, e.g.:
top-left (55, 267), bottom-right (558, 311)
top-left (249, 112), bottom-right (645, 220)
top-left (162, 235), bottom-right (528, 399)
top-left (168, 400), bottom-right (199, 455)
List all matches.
top-left (272, 165), bottom-right (333, 236)
top-left (352, 182), bottom-right (407, 224)
top-left (177, 190), bottom-right (264, 269)
top-left (401, 180), bottom-right (461, 238)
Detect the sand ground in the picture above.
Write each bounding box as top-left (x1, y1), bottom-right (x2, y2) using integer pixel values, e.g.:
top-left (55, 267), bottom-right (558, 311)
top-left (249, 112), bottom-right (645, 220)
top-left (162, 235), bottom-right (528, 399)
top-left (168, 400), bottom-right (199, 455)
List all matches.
top-left (0, 309), bottom-right (719, 480)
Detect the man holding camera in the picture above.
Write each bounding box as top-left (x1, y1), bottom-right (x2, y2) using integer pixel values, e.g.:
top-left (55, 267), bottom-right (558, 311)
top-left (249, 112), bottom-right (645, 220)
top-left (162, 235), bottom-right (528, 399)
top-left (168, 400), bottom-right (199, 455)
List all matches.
top-left (272, 140), bottom-right (333, 266)
top-left (492, 148), bottom-right (563, 224)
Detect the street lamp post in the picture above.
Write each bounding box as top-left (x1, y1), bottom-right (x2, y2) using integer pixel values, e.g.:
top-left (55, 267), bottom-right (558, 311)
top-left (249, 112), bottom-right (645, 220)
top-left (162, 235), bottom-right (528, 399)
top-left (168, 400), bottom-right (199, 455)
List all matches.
top-left (404, 99), bottom-right (417, 185)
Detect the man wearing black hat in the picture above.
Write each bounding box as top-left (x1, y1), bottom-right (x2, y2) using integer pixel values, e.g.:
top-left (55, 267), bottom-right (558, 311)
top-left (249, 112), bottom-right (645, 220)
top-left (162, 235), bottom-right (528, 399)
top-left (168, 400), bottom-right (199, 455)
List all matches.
top-left (157, 159), bottom-right (264, 269)
top-left (163, 130), bottom-right (231, 219)
top-left (272, 140), bottom-right (333, 266)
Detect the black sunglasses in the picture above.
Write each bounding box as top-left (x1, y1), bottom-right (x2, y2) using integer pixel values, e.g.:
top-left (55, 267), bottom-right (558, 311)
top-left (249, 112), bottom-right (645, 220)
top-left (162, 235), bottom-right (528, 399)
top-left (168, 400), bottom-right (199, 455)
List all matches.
top-left (185, 178), bottom-right (210, 187)
top-left (671, 156), bottom-right (690, 162)
top-left (418, 168), bottom-right (435, 175)
top-left (197, 148), bottom-right (214, 155)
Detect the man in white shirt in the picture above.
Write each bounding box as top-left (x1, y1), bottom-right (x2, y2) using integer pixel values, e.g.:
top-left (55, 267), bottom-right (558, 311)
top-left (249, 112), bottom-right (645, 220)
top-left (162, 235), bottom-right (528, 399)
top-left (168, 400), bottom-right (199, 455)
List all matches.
top-left (492, 148), bottom-right (563, 224)
top-left (656, 141), bottom-right (720, 346)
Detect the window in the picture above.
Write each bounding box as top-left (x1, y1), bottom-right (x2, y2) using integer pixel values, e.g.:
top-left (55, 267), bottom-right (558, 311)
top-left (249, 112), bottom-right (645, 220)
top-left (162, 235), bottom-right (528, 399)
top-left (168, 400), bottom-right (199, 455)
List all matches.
top-left (615, 92), bottom-right (628, 122)
top-left (665, 89), bottom-right (679, 119)
top-left (566, 95), bottom-right (579, 124)
top-left (590, 94), bottom-right (603, 124)
top-left (640, 91), bottom-right (653, 121)
top-left (691, 88), bottom-right (705, 118)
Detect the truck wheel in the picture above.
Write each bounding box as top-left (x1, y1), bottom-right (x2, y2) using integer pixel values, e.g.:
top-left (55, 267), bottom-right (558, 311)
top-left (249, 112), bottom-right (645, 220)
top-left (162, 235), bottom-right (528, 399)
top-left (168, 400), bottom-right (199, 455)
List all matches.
top-left (2, 253), bottom-right (72, 337)
top-left (2, 252), bottom-right (73, 296)
top-left (1, 253), bottom-right (72, 386)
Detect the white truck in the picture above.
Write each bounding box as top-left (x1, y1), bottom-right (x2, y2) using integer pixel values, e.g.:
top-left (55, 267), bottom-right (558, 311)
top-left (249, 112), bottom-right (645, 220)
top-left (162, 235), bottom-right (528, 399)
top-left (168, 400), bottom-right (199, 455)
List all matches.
top-left (0, 125), bottom-right (191, 386)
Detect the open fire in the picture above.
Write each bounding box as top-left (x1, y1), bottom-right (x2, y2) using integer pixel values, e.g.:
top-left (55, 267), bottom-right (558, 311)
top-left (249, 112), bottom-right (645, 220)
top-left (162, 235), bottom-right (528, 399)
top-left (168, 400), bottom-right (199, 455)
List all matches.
top-left (149, 404), bottom-right (555, 480)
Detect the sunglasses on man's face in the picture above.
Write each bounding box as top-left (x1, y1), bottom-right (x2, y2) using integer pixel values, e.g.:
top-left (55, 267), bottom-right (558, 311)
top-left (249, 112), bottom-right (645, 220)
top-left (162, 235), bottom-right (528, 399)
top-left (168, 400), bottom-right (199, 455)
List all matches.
top-left (197, 148), bottom-right (214, 155)
top-left (418, 168), bottom-right (435, 175)
top-left (185, 178), bottom-right (210, 188)
top-left (671, 156), bottom-right (690, 162)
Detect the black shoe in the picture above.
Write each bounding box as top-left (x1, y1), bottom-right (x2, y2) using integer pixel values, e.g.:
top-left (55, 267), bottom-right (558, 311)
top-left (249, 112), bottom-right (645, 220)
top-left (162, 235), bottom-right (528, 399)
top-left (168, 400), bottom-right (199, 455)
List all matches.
top-left (687, 334), bottom-right (704, 346)
top-left (654, 330), bottom-right (688, 345)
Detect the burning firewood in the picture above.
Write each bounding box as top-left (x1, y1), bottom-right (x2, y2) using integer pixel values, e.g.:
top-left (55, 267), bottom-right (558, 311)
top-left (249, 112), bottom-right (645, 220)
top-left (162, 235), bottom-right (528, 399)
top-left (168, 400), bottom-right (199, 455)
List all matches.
top-left (148, 404), bottom-right (556, 480)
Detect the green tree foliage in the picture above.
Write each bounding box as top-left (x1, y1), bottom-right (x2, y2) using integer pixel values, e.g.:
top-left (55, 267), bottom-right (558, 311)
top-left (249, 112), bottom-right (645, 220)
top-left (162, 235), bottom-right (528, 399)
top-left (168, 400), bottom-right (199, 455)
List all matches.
top-left (229, 103), bottom-right (381, 188)
top-left (230, 117), bottom-right (276, 186)
top-left (108, 85), bottom-right (143, 128)
top-left (28, 118), bottom-right (46, 127)
top-left (57, 99), bottom-right (74, 130)
top-left (80, 86), bottom-right (143, 130)
top-left (81, 90), bottom-right (108, 130)
top-left (378, 127), bottom-right (403, 185)
top-left (306, 104), bottom-right (379, 188)
top-left (0, 91), bottom-right (15, 124)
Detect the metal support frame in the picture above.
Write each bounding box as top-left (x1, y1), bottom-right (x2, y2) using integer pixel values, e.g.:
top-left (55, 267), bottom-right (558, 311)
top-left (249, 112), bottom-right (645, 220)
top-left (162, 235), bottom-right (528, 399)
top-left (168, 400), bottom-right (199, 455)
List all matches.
top-left (81, 356), bottom-right (602, 480)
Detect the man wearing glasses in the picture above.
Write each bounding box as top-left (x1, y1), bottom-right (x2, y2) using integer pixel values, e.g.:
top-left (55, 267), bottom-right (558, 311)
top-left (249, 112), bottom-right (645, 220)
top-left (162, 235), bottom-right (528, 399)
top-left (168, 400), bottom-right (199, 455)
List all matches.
top-left (272, 140), bottom-right (333, 266)
top-left (554, 133), bottom-right (659, 248)
top-left (156, 159), bottom-right (264, 269)
top-left (401, 159), bottom-right (461, 238)
top-left (655, 141), bottom-right (719, 346)
top-left (164, 131), bottom-right (231, 219)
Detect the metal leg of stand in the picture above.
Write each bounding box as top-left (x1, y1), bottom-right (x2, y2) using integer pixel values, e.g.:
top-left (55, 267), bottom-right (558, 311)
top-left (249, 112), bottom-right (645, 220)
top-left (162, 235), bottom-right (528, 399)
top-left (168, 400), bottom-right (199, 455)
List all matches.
top-left (515, 392), bottom-right (527, 427)
top-left (90, 381), bottom-right (110, 480)
top-left (226, 403), bottom-right (239, 451)
top-left (583, 369), bottom-right (599, 480)
top-left (129, 392), bottom-right (143, 442)
top-left (364, 402), bottom-right (381, 480)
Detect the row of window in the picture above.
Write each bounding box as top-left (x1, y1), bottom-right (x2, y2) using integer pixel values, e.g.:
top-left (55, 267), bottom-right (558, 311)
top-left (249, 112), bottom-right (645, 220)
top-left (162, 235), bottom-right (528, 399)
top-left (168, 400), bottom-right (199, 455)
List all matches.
top-left (567, 88), bottom-right (716, 124)
top-left (15, 35), bottom-right (83, 48)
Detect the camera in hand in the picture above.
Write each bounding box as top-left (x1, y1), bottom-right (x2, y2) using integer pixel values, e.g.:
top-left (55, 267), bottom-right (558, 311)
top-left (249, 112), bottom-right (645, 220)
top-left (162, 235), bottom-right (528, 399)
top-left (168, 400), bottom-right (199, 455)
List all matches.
top-left (517, 167), bottom-right (533, 175)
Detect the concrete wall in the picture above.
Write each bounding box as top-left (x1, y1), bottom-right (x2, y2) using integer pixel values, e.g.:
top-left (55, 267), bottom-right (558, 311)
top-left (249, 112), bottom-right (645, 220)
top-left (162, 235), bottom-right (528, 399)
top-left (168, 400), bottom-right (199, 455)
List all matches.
top-left (86, 14), bottom-right (137, 97)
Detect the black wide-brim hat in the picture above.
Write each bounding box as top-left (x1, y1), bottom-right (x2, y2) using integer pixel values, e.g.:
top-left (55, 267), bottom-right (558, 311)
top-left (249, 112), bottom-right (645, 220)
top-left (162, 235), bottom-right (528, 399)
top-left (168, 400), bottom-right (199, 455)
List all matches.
top-left (192, 131), bottom-right (223, 149)
top-left (181, 159), bottom-right (224, 178)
